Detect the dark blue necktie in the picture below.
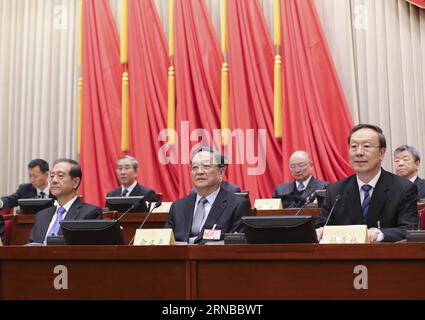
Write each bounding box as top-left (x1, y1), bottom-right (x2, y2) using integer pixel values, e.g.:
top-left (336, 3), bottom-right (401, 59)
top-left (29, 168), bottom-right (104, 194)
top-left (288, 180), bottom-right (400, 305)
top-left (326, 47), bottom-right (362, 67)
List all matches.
top-left (361, 184), bottom-right (372, 220)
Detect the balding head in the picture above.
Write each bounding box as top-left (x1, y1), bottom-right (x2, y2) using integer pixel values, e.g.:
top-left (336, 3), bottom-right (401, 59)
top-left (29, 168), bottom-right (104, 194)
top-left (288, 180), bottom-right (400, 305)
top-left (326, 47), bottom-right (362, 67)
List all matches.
top-left (289, 151), bottom-right (313, 182)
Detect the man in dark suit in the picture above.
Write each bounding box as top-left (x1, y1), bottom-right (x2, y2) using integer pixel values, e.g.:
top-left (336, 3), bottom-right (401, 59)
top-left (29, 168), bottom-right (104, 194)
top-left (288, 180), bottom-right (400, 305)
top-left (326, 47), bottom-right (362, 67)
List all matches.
top-left (106, 156), bottom-right (157, 212)
top-left (28, 159), bottom-right (102, 244)
top-left (394, 145), bottom-right (425, 201)
top-left (0, 159), bottom-right (53, 210)
top-left (316, 124), bottom-right (419, 242)
top-left (166, 147), bottom-right (251, 244)
top-left (273, 151), bottom-right (329, 208)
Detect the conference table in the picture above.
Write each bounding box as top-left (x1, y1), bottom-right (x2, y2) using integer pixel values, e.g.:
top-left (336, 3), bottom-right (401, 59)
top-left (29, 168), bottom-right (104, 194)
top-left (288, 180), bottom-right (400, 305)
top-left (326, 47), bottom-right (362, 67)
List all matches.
top-left (4, 208), bottom-right (320, 245)
top-left (1, 243), bottom-right (425, 300)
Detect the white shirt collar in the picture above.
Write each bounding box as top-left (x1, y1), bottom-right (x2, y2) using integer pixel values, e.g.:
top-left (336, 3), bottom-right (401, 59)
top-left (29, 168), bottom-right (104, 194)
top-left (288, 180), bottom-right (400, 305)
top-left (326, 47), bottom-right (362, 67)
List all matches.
top-left (356, 169), bottom-right (382, 191)
top-left (54, 195), bottom-right (78, 213)
top-left (409, 176), bottom-right (418, 183)
top-left (122, 180), bottom-right (138, 195)
top-left (296, 175), bottom-right (312, 189)
top-left (37, 184), bottom-right (50, 197)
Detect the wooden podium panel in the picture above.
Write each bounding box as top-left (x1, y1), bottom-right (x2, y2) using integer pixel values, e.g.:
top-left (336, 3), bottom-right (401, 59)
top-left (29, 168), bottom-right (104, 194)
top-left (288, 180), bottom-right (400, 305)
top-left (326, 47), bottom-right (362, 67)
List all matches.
top-left (191, 244), bottom-right (425, 300)
top-left (0, 246), bottom-right (190, 300)
top-left (1, 243), bottom-right (425, 300)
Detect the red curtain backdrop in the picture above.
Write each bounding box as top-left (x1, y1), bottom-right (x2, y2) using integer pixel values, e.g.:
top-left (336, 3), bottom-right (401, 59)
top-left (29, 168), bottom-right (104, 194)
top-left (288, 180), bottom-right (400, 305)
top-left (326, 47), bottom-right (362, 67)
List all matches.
top-left (80, 0), bottom-right (122, 207)
top-left (80, 0), bottom-right (354, 206)
top-left (226, 0), bottom-right (283, 200)
top-left (173, 0), bottom-right (224, 197)
top-left (279, 0), bottom-right (354, 183)
top-left (127, 0), bottom-right (179, 201)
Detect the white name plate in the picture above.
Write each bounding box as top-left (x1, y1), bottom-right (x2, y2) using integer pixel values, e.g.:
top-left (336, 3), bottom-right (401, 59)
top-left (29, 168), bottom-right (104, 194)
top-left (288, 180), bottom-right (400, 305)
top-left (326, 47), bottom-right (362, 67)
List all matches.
top-left (133, 228), bottom-right (175, 246)
top-left (254, 198), bottom-right (283, 210)
top-left (321, 225), bottom-right (369, 244)
top-left (151, 202), bottom-right (172, 213)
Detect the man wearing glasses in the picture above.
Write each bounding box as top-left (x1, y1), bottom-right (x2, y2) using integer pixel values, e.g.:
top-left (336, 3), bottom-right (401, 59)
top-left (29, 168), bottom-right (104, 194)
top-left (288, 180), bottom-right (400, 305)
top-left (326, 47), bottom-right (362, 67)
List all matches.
top-left (273, 151), bottom-right (329, 208)
top-left (316, 124), bottom-right (419, 242)
top-left (165, 147), bottom-right (250, 244)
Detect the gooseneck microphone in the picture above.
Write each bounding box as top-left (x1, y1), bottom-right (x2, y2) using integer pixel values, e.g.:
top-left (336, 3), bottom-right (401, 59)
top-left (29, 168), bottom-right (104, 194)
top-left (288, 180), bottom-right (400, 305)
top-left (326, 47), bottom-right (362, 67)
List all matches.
top-left (324, 194), bottom-right (342, 227)
top-left (128, 201), bottom-right (162, 245)
top-left (294, 192), bottom-right (317, 216)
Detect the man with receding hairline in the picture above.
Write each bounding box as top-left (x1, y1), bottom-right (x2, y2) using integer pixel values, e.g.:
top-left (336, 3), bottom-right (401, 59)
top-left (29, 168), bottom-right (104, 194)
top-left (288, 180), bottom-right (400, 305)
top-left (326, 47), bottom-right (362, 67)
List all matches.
top-left (273, 151), bottom-right (329, 208)
top-left (28, 159), bottom-right (102, 244)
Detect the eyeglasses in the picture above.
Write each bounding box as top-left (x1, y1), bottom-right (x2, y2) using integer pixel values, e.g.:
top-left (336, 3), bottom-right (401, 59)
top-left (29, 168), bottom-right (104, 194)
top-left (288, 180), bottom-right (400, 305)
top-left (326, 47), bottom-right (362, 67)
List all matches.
top-left (289, 163), bottom-right (309, 170)
top-left (190, 164), bottom-right (220, 172)
top-left (117, 165), bottom-right (133, 171)
top-left (349, 144), bottom-right (381, 152)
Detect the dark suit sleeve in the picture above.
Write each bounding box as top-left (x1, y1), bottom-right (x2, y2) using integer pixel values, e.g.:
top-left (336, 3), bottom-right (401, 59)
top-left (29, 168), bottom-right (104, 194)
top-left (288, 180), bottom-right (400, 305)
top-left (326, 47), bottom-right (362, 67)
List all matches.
top-left (272, 186), bottom-right (280, 198)
top-left (145, 189), bottom-right (158, 203)
top-left (84, 207), bottom-right (103, 220)
top-left (381, 182), bottom-right (419, 242)
top-left (165, 203), bottom-right (175, 229)
top-left (1, 185), bottom-right (24, 209)
top-left (28, 211), bottom-right (46, 243)
top-left (315, 188), bottom-right (335, 228)
top-left (229, 198), bottom-right (251, 233)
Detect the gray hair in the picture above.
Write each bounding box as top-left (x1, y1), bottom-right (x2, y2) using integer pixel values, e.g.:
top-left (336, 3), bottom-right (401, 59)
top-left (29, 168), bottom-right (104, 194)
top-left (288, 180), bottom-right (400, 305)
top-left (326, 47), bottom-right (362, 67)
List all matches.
top-left (394, 145), bottom-right (421, 162)
top-left (190, 147), bottom-right (227, 167)
top-left (117, 155), bottom-right (139, 171)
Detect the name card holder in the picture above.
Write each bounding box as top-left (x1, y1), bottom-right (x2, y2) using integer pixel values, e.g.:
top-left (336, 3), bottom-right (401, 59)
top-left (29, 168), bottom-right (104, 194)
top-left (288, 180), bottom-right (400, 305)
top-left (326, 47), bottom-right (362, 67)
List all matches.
top-left (254, 198), bottom-right (283, 210)
top-left (133, 228), bottom-right (175, 245)
top-left (151, 202), bottom-right (172, 213)
top-left (321, 225), bottom-right (368, 244)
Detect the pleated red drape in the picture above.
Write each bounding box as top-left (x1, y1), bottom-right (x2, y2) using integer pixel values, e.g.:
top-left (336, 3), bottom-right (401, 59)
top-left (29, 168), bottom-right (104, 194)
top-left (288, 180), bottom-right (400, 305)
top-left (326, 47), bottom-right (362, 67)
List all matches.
top-left (80, 0), bottom-right (354, 206)
top-left (173, 0), bottom-right (224, 196)
top-left (279, 0), bottom-right (354, 182)
top-left (226, 0), bottom-right (284, 200)
top-left (80, 0), bottom-right (122, 206)
top-left (127, 0), bottom-right (179, 201)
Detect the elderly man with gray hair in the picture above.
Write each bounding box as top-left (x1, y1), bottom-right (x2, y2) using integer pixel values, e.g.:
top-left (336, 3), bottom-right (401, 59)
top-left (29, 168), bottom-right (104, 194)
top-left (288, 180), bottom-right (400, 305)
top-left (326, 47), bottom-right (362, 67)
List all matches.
top-left (394, 145), bottom-right (425, 201)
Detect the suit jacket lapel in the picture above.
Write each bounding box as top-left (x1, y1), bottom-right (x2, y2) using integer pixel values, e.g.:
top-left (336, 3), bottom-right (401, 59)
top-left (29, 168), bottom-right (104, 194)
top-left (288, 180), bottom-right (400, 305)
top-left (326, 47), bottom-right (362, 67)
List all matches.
top-left (183, 193), bottom-right (197, 241)
top-left (415, 177), bottom-right (425, 198)
top-left (130, 184), bottom-right (141, 196)
top-left (342, 176), bottom-right (363, 222)
top-left (302, 177), bottom-right (317, 198)
top-left (64, 197), bottom-right (82, 220)
top-left (367, 170), bottom-right (390, 225)
top-left (41, 206), bottom-right (57, 239)
top-left (203, 189), bottom-right (228, 229)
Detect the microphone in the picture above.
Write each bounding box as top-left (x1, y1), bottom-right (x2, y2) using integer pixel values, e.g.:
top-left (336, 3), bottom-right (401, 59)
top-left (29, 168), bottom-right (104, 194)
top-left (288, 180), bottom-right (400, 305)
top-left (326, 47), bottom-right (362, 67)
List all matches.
top-left (294, 192), bottom-right (317, 216)
top-left (323, 194), bottom-right (342, 227)
top-left (128, 201), bottom-right (162, 245)
top-left (116, 197), bottom-right (145, 222)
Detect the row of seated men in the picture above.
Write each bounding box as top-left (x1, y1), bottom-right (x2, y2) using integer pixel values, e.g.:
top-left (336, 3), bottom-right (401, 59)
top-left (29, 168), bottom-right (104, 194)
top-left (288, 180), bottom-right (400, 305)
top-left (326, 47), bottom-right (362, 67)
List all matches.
top-left (0, 124), bottom-right (422, 244)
